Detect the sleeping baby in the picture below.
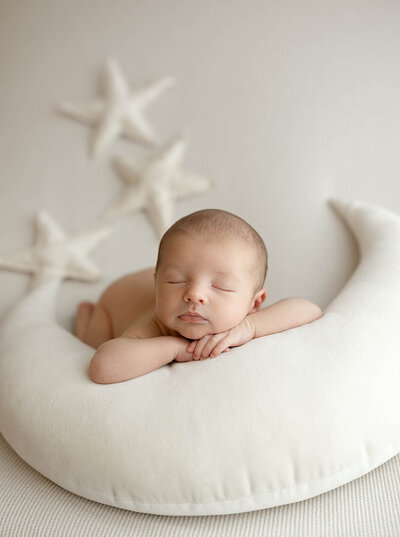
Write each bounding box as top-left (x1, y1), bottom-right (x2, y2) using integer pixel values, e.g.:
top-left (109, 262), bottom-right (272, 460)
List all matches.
top-left (75, 209), bottom-right (323, 383)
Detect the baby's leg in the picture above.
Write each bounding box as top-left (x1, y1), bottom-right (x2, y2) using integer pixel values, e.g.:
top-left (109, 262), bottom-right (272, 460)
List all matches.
top-left (75, 302), bottom-right (94, 340)
top-left (75, 267), bottom-right (155, 348)
top-left (75, 301), bottom-right (113, 350)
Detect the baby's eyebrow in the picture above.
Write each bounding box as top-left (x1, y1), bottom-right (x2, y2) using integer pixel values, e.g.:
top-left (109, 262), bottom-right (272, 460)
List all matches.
top-left (163, 264), bottom-right (182, 270)
top-left (163, 265), bottom-right (238, 281)
top-left (214, 271), bottom-right (239, 281)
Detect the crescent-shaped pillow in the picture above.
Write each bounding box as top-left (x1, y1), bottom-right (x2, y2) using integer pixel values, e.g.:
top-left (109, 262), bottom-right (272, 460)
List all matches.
top-left (1, 198), bottom-right (400, 516)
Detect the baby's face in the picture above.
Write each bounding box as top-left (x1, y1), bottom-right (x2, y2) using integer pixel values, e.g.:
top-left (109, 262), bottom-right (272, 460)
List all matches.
top-left (154, 233), bottom-right (263, 340)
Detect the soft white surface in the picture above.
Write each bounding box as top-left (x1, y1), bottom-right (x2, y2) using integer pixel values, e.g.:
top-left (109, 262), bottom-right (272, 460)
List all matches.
top-left (2, 433), bottom-right (400, 537)
top-left (1, 198), bottom-right (400, 516)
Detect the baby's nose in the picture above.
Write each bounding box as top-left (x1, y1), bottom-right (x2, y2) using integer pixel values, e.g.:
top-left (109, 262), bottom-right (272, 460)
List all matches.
top-left (183, 283), bottom-right (208, 304)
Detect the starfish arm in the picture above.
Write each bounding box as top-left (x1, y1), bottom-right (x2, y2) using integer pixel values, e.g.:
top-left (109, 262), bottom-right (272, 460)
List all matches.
top-left (120, 78), bottom-right (176, 146)
top-left (65, 257), bottom-right (104, 281)
top-left (90, 110), bottom-right (123, 157)
top-left (149, 135), bottom-right (187, 172)
top-left (0, 252), bottom-right (37, 274)
top-left (69, 227), bottom-right (114, 255)
top-left (35, 211), bottom-right (66, 246)
top-left (102, 57), bottom-right (129, 99)
top-left (122, 112), bottom-right (158, 146)
top-left (145, 187), bottom-right (174, 238)
top-left (58, 99), bottom-right (104, 125)
top-left (100, 187), bottom-right (146, 221)
top-left (170, 172), bottom-right (214, 199)
top-left (111, 154), bottom-right (143, 186)
top-left (131, 76), bottom-right (176, 109)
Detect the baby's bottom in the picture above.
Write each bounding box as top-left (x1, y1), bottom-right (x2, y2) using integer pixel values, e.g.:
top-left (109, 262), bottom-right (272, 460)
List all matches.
top-left (75, 302), bottom-right (113, 350)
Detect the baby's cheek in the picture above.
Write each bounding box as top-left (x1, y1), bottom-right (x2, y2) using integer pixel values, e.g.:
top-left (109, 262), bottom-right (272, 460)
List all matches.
top-left (213, 313), bottom-right (241, 333)
top-left (156, 303), bottom-right (173, 322)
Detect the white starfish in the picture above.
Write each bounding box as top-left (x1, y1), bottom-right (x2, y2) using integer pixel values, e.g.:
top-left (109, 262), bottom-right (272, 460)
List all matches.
top-left (0, 212), bottom-right (114, 288)
top-left (58, 57), bottom-right (175, 157)
top-left (99, 135), bottom-right (214, 238)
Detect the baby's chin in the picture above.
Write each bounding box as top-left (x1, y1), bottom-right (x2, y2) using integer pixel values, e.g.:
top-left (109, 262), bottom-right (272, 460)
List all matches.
top-left (175, 324), bottom-right (214, 340)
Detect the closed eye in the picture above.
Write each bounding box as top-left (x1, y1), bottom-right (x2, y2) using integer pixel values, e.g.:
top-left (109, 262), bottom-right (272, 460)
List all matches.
top-left (213, 286), bottom-right (234, 292)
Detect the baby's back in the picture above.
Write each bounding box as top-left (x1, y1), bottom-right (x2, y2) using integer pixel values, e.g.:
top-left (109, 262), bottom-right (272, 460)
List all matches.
top-left (99, 267), bottom-right (157, 338)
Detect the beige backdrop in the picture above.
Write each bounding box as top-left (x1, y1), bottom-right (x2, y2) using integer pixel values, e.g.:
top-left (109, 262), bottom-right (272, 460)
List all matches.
top-left (0, 0), bottom-right (399, 332)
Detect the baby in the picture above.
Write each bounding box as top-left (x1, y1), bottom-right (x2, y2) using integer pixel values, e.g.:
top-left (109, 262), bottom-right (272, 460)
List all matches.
top-left (75, 209), bottom-right (323, 384)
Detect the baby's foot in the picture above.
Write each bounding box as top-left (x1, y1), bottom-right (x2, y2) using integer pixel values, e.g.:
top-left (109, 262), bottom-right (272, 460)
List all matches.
top-left (75, 301), bottom-right (95, 341)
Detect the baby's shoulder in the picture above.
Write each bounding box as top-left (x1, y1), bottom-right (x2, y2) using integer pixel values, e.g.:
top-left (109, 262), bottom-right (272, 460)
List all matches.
top-left (119, 309), bottom-right (164, 340)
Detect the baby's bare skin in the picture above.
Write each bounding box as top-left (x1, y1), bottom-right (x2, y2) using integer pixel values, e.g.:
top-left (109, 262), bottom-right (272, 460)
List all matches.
top-left (75, 267), bottom-right (163, 350)
top-left (81, 220), bottom-right (323, 383)
top-left (76, 234), bottom-right (323, 374)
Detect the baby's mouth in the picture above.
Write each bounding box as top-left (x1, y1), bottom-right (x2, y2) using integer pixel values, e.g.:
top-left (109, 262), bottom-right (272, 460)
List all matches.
top-left (178, 312), bottom-right (207, 323)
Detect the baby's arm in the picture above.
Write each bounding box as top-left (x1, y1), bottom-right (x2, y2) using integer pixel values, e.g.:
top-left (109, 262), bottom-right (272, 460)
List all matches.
top-left (186, 298), bottom-right (323, 359)
top-left (248, 297), bottom-right (323, 338)
top-left (88, 312), bottom-right (193, 384)
top-left (89, 336), bottom-right (192, 384)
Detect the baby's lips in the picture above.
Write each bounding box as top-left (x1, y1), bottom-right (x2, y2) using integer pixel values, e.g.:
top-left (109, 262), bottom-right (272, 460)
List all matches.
top-left (180, 310), bottom-right (206, 318)
top-left (179, 313), bottom-right (207, 322)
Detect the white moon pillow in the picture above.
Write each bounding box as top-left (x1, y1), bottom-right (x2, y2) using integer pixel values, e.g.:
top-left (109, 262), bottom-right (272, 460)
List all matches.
top-left (1, 198), bottom-right (400, 516)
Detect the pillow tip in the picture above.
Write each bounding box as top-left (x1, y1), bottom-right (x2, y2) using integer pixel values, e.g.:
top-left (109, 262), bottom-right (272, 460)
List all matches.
top-left (327, 197), bottom-right (347, 214)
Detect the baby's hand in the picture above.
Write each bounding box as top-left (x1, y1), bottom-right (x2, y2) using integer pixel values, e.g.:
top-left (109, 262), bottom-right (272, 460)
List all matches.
top-left (175, 338), bottom-right (196, 362)
top-left (186, 317), bottom-right (256, 360)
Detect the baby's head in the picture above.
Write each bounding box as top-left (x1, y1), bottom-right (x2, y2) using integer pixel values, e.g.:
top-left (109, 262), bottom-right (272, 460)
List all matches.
top-left (154, 209), bottom-right (268, 340)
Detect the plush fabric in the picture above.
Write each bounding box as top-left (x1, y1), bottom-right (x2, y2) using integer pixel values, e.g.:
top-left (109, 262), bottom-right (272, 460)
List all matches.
top-left (101, 135), bottom-right (214, 238)
top-left (0, 198), bottom-right (400, 517)
top-left (2, 432), bottom-right (400, 537)
top-left (0, 211), bottom-right (113, 290)
top-left (58, 57), bottom-right (175, 156)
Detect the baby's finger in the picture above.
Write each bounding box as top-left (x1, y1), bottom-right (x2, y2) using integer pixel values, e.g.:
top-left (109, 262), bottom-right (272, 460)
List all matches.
top-left (210, 337), bottom-right (231, 358)
top-left (186, 341), bottom-right (197, 352)
top-left (193, 336), bottom-right (211, 360)
top-left (210, 348), bottom-right (230, 359)
top-left (200, 332), bottom-right (229, 359)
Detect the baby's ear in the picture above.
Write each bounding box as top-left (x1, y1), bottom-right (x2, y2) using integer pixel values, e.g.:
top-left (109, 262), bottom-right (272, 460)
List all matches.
top-left (250, 288), bottom-right (267, 313)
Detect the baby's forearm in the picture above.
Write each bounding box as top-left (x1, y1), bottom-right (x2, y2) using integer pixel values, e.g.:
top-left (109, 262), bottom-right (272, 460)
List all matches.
top-left (89, 336), bottom-right (182, 384)
top-left (248, 298), bottom-right (323, 338)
